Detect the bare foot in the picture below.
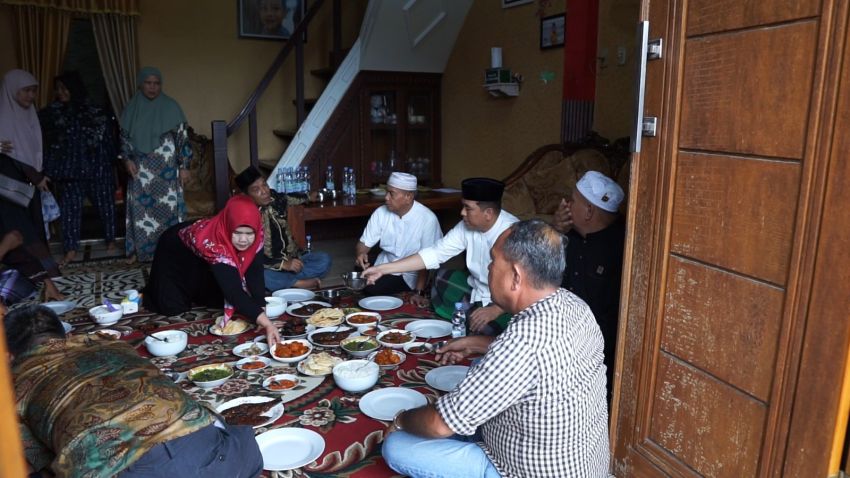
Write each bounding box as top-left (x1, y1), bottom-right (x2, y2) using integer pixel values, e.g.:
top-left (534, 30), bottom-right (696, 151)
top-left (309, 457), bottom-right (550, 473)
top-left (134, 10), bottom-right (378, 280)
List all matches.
top-left (125, 254), bottom-right (137, 264)
top-left (293, 278), bottom-right (321, 290)
top-left (60, 250), bottom-right (77, 267)
top-left (43, 279), bottom-right (65, 302)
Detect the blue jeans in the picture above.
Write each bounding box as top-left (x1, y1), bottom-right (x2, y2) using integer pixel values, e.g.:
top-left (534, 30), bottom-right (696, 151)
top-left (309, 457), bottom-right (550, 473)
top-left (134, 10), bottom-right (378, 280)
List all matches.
top-left (263, 251), bottom-right (332, 291)
top-left (383, 430), bottom-right (501, 478)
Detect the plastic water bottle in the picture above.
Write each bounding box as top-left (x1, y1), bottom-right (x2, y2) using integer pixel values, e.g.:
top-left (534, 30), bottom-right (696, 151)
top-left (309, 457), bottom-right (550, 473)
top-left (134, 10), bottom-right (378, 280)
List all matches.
top-left (305, 234), bottom-right (313, 254)
top-left (325, 166), bottom-right (335, 190)
top-left (304, 167), bottom-right (312, 193)
top-left (348, 167), bottom-right (356, 197)
top-left (276, 169), bottom-right (285, 192)
top-left (451, 303), bottom-right (466, 338)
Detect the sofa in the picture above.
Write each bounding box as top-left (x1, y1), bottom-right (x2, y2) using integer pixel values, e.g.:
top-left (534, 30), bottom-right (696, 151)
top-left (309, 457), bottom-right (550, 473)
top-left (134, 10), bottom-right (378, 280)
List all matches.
top-left (501, 141), bottom-right (630, 223)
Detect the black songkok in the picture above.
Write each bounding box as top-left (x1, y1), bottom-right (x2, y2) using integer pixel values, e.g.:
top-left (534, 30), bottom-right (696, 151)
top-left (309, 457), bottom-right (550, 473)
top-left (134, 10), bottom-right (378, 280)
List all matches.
top-left (461, 177), bottom-right (504, 203)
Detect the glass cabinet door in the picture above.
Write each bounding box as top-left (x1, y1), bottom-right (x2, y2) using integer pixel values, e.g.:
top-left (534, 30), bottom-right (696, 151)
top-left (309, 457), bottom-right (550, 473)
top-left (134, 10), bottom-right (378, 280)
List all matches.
top-left (366, 90), bottom-right (399, 185)
top-left (404, 92), bottom-right (433, 183)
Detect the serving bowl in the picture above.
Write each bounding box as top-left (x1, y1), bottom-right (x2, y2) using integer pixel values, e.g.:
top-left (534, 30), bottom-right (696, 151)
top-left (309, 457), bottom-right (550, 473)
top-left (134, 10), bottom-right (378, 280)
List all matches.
top-left (369, 349), bottom-right (406, 370)
top-left (144, 330), bottom-right (188, 356)
top-left (270, 339), bottom-right (313, 363)
top-left (333, 359), bottom-right (380, 393)
top-left (316, 288), bottom-right (344, 305)
top-left (236, 355), bottom-right (272, 372)
top-left (377, 329), bottom-right (416, 349)
top-left (187, 364), bottom-right (234, 389)
top-left (341, 272), bottom-right (367, 291)
top-left (345, 311), bottom-right (381, 331)
top-left (263, 373), bottom-right (301, 392)
top-left (340, 336), bottom-right (379, 358)
top-left (265, 296), bottom-right (287, 318)
top-left (89, 305), bottom-right (123, 326)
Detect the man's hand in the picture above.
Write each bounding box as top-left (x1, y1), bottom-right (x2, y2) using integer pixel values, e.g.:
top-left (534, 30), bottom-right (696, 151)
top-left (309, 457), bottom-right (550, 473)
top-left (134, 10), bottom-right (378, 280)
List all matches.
top-left (362, 265), bottom-right (384, 285)
top-left (552, 198), bottom-right (573, 234)
top-left (468, 305), bottom-right (502, 333)
top-left (435, 338), bottom-right (473, 365)
top-left (36, 176), bottom-right (50, 192)
top-left (409, 293), bottom-right (430, 308)
top-left (179, 169), bottom-right (191, 187)
top-left (125, 160), bottom-right (139, 178)
top-left (355, 252), bottom-right (370, 270)
top-left (256, 314), bottom-right (281, 346)
top-left (283, 258), bottom-right (304, 273)
top-left (0, 140), bottom-right (12, 155)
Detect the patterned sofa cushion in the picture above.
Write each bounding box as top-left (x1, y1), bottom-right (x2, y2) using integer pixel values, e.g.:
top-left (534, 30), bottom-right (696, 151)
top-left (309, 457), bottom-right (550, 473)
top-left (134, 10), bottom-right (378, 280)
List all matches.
top-left (502, 179), bottom-right (537, 220)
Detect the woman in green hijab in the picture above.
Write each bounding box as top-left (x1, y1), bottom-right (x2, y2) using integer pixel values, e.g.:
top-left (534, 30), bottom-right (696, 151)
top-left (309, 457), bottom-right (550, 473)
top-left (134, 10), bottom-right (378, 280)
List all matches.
top-left (120, 67), bottom-right (192, 262)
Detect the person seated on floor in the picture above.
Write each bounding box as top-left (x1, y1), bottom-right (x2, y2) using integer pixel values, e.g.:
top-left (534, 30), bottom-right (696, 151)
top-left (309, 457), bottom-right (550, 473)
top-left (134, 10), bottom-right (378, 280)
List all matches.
top-left (382, 220), bottom-right (610, 478)
top-left (552, 170), bottom-right (625, 402)
top-left (5, 304), bottom-right (264, 478)
top-left (355, 172), bottom-right (442, 302)
top-left (144, 195), bottom-right (281, 345)
top-left (362, 178), bottom-right (518, 334)
top-left (235, 166), bottom-right (331, 291)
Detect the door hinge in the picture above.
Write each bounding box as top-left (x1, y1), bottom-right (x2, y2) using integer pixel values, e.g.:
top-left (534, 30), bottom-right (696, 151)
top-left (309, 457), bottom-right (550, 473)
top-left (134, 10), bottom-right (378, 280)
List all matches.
top-left (648, 38), bottom-right (663, 60)
top-left (642, 116), bottom-right (658, 137)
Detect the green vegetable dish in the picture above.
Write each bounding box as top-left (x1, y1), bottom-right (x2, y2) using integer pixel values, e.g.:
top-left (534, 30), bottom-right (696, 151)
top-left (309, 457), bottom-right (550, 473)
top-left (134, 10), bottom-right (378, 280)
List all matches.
top-left (191, 368), bottom-right (231, 382)
top-left (343, 340), bottom-right (377, 352)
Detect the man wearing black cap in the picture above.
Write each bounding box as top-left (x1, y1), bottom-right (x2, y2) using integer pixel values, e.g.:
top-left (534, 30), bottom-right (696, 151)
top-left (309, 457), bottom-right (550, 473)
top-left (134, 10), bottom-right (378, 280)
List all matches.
top-left (363, 177), bottom-right (519, 334)
top-left (235, 166), bottom-right (331, 291)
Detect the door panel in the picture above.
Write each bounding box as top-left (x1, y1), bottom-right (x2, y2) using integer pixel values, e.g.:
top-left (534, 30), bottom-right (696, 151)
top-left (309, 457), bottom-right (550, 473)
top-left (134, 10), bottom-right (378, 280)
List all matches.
top-left (686, 0), bottom-right (820, 36)
top-left (669, 153), bottom-right (799, 285)
top-left (649, 354), bottom-right (767, 477)
top-left (679, 22), bottom-right (816, 158)
top-left (661, 256), bottom-right (783, 400)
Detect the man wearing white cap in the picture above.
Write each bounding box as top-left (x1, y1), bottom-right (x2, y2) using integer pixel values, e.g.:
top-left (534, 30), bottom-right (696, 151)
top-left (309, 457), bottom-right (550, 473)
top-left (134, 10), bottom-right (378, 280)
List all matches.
top-left (356, 172), bottom-right (442, 298)
top-left (553, 170), bottom-right (625, 401)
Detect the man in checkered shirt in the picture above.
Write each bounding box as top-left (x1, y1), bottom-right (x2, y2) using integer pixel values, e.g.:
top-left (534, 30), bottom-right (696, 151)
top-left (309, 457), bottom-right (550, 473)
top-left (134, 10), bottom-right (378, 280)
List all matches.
top-left (383, 219), bottom-right (610, 477)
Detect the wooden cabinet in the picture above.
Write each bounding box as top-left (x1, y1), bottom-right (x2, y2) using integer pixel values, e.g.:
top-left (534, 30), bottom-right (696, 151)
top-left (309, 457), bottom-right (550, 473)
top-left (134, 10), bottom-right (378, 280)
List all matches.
top-left (302, 71), bottom-right (441, 190)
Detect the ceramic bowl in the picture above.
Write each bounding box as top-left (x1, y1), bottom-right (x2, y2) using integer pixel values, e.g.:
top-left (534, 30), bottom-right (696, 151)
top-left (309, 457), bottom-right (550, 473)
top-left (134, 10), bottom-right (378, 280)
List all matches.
top-left (88, 305), bottom-right (123, 326)
top-left (263, 373), bottom-right (301, 392)
top-left (270, 339), bottom-right (313, 363)
top-left (265, 296), bottom-right (287, 318)
top-left (333, 359), bottom-right (380, 393)
top-left (187, 364), bottom-right (234, 389)
top-left (340, 336), bottom-right (380, 358)
top-left (144, 330), bottom-right (188, 356)
top-left (368, 349), bottom-right (406, 370)
top-left (345, 311), bottom-right (381, 331)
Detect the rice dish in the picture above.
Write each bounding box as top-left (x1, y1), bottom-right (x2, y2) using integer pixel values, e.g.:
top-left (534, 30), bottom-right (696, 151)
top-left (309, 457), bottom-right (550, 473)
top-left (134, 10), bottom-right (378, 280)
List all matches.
top-left (334, 361), bottom-right (378, 379)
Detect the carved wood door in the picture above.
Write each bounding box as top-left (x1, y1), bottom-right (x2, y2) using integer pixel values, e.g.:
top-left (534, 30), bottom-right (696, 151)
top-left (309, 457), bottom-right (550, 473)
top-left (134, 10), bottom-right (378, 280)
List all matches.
top-left (612, 0), bottom-right (850, 476)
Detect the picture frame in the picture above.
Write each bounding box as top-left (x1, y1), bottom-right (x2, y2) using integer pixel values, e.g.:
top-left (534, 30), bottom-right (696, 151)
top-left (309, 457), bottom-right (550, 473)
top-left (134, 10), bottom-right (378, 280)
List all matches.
top-left (501, 0), bottom-right (534, 8)
top-left (238, 0), bottom-right (305, 40)
top-left (540, 13), bottom-right (565, 50)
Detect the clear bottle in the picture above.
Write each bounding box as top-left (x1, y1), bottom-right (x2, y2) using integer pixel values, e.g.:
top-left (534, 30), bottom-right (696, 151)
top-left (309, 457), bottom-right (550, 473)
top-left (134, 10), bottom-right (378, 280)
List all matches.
top-left (451, 302), bottom-right (467, 338)
top-left (276, 169), bottom-right (285, 193)
top-left (325, 165), bottom-right (335, 190)
top-left (388, 149), bottom-right (397, 173)
top-left (304, 167), bottom-right (312, 193)
top-left (349, 167), bottom-right (356, 196)
top-left (305, 234), bottom-right (312, 254)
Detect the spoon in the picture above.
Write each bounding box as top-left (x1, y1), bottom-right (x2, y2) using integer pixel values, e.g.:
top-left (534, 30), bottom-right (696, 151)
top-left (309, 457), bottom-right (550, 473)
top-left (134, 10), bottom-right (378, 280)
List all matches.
top-left (102, 298), bottom-right (119, 312)
top-left (145, 332), bottom-right (169, 343)
top-left (355, 353), bottom-right (377, 370)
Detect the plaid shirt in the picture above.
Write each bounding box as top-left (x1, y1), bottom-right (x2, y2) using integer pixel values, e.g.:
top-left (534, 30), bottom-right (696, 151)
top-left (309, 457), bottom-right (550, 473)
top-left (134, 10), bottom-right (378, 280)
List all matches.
top-left (436, 289), bottom-right (610, 477)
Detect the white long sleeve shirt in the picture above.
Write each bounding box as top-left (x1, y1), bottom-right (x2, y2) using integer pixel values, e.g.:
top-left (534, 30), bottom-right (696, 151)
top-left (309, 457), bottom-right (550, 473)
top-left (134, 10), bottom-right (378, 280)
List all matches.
top-left (360, 201), bottom-right (443, 289)
top-left (418, 210), bottom-right (519, 305)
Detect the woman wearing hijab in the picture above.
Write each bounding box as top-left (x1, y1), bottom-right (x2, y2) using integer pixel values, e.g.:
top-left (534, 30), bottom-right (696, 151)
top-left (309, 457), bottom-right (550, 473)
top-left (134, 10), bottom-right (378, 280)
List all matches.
top-left (0, 69), bottom-right (64, 301)
top-left (120, 67), bottom-right (192, 263)
top-left (144, 195), bottom-right (281, 345)
top-left (39, 71), bottom-right (118, 265)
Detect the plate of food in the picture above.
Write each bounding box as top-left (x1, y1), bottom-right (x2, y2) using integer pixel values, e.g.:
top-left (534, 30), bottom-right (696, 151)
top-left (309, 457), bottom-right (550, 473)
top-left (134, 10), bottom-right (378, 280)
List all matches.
top-left (270, 339), bottom-right (312, 363)
top-left (262, 373), bottom-right (301, 393)
top-left (369, 349), bottom-right (406, 370)
top-left (236, 355), bottom-right (272, 372)
top-left (296, 352), bottom-right (343, 376)
top-left (286, 301), bottom-right (332, 319)
top-left (89, 329), bottom-right (122, 340)
top-left (307, 326), bottom-right (358, 348)
top-left (209, 317), bottom-right (250, 336)
top-left (233, 341), bottom-right (269, 358)
top-left (305, 307), bottom-right (345, 327)
top-left (278, 317), bottom-right (314, 339)
top-left (216, 396), bottom-right (283, 429)
top-left (376, 329), bottom-right (416, 349)
top-left (272, 288), bottom-right (316, 303)
top-left (358, 296), bottom-right (403, 311)
top-left (255, 428), bottom-right (325, 471)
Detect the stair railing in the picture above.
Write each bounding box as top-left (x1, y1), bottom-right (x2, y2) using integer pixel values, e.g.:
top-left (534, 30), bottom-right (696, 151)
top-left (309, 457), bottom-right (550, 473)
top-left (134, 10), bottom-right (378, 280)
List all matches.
top-left (211, 0), bottom-right (343, 211)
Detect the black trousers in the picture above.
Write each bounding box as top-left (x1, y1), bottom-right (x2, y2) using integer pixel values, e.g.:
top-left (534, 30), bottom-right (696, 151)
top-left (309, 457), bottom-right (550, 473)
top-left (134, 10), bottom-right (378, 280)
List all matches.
top-left (363, 274), bottom-right (410, 296)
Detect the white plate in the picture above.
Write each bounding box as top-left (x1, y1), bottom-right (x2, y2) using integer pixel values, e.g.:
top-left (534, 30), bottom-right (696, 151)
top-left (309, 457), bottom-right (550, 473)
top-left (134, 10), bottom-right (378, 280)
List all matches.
top-left (425, 365), bottom-right (469, 392)
top-left (233, 341), bottom-right (269, 358)
top-left (236, 356), bottom-right (272, 372)
top-left (307, 326), bottom-right (358, 349)
top-left (358, 296), bottom-right (403, 311)
top-left (61, 321), bottom-right (74, 334)
top-left (216, 396), bottom-right (284, 429)
top-left (286, 301), bottom-right (332, 318)
top-left (404, 319), bottom-right (452, 339)
top-left (296, 353), bottom-right (343, 376)
top-left (272, 288), bottom-right (316, 303)
top-left (256, 428), bottom-right (325, 471)
top-left (42, 300), bottom-right (76, 315)
top-left (209, 319), bottom-right (250, 336)
top-left (359, 387), bottom-right (428, 421)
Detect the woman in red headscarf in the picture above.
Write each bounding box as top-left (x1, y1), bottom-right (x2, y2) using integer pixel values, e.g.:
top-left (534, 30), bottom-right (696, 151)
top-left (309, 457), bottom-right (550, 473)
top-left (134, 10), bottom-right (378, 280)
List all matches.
top-left (144, 195), bottom-right (281, 344)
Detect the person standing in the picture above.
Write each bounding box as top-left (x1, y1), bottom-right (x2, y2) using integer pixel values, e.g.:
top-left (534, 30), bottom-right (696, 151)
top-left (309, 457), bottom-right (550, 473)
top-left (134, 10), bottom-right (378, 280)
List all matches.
top-left (382, 220), bottom-right (610, 477)
top-left (39, 71), bottom-right (118, 265)
top-left (120, 67), bottom-right (192, 262)
top-left (0, 69), bottom-right (63, 301)
top-left (355, 172), bottom-right (442, 300)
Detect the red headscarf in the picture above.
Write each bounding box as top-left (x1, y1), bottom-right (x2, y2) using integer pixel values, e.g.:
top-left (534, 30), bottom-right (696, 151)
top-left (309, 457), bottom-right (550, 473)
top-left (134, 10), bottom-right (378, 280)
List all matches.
top-left (179, 195), bottom-right (263, 280)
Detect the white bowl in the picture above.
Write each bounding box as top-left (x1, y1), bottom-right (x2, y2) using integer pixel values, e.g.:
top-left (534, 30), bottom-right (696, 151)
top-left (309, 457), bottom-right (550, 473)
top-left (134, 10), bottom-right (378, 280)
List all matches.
top-left (236, 355), bottom-right (272, 372)
top-left (263, 373), bottom-right (301, 392)
top-left (377, 329), bottom-right (416, 349)
top-left (89, 305), bottom-right (123, 326)
top-left (340, 336), bottom-right (380, 358)
top-left (188, 364), bottom-right (234, 389)
top-left (369, 188), bottom-right (386, 197)
top-left (345, 311), bottom-right (381, 331)
top-left (333, 359), bottom-right (380, 393)
top-left (368, 349), bottom-right (407, 370)
top-left (404, 341), bottom-right (432, 355)
top-left (265, 296), bottom-right (287, 318)
top-left (144, 330), bottom-right (188, 357)
top-left (270, 339), bottom-right (313, 363)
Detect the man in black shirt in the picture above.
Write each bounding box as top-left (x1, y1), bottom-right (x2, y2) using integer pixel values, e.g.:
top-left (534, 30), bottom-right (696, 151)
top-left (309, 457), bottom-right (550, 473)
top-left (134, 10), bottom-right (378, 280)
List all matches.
top-left (553, 170), bottom-right (625, 401)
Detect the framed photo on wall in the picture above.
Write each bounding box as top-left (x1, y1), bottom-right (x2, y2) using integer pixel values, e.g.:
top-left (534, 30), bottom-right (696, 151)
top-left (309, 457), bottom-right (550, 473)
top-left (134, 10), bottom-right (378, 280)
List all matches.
top-left (501, 0), bottom-right (534, 8)
top-left (540, 13), bottom-right (566, 49)
top-left (238, 0), bottom-right (304, 40)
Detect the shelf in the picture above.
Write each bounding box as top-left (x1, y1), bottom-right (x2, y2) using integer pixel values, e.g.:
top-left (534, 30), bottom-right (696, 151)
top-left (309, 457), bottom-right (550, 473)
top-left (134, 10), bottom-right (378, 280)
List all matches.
top-left (483, 82), bottom-right (520, 97)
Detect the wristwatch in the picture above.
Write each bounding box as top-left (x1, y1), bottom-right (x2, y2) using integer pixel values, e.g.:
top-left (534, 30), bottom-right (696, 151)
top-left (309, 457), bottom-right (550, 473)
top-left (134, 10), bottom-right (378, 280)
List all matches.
top-left (392, 410), bottom-right (405, 431)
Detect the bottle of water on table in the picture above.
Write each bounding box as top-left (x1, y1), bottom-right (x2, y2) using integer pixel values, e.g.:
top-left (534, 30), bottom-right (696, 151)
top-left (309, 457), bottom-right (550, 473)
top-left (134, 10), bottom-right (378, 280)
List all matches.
top-left (451, 302), bottom-right (466, 338)
top-left (305, 234), bottom-right (312, 254)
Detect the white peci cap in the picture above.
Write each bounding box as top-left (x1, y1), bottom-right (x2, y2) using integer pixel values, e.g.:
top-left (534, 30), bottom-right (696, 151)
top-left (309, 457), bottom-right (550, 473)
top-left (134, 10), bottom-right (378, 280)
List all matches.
top-left (387, 172), bottom-right (417, 191)
top-left (576, 171), bottom-right (624, 213)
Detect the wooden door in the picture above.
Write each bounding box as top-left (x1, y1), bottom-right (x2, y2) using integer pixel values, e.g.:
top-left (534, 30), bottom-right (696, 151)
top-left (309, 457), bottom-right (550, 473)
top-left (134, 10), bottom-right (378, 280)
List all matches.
top-left (612, 0), bottom-right (850, 476)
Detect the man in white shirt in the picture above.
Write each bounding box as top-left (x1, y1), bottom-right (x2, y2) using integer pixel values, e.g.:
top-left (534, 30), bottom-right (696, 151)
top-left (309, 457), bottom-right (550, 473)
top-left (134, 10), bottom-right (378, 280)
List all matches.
top-left (363, 177), bottom-right (518, 334)
top-left (356, 172), bottom-right (442, 299)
